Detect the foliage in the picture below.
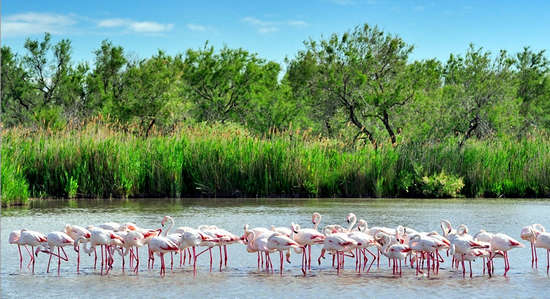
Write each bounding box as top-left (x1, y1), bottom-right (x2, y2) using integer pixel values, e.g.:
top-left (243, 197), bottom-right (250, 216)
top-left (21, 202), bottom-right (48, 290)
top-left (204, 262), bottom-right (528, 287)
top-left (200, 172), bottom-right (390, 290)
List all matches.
top-left (2, 124), bottom-right (549, 204)
top-left (420, 171), bottom-right (464, 198)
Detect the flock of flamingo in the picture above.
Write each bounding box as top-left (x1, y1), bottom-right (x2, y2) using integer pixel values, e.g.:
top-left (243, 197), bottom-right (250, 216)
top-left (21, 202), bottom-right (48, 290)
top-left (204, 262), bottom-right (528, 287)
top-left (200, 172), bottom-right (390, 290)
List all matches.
top-left (7, 212), bottom-right (550, 278)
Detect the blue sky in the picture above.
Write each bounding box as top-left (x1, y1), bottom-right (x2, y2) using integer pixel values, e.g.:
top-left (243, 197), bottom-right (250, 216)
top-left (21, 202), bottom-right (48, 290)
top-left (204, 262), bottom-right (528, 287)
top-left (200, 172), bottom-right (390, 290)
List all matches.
top-left (2, 0), bottom-right (549, 65)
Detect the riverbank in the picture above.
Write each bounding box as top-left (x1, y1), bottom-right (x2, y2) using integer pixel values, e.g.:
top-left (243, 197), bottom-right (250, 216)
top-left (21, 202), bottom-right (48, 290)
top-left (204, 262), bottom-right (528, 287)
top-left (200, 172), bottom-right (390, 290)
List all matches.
top-left (2, 124), bottom-right (550, 206)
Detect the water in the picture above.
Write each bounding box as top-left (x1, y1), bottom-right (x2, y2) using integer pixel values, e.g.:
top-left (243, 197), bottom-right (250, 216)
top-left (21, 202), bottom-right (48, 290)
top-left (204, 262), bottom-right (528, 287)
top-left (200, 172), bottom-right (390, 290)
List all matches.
top-left (1, 198), bottom-right (549, 298)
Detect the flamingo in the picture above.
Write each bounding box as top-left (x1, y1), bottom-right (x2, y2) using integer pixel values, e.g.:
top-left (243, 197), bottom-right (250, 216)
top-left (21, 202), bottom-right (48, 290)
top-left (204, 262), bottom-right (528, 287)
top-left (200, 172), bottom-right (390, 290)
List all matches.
top-left (521, 224), bottom-right (545, 268)
top-left (9, 230), bottom-right (23, 269)
top-left (450, 234), bottom-right (489, 277)
top-left (291, 222), bottom-right (325, 274)
top-left (346, 231), bottom-right (377, 273)
top-left (379, 233), bottom-right (412, 276)
top-left (118, 230), bottom-right (146, 272)
top-left (534, 231), bottom-right (550, 274)
top-left (267, 232), bottom-right (300, 274)
top-left (489, 233), bottom-right (524, 276)
top-left (16, 229), bottom-right (48, 274)
top-left (98, 222), bottom-right (122, 232)
top-left (148, 235), bottom-right (180, 277)
top-left (409, 234), bottom-right (449, 277)
top-left (36, 231), bottom-right (74, 274)
top-left (65, 224), bottom-right (91, 273)
top-left (74, 226), bottom-right (123, 274)
top-left (121, 223), bottom-right (160, 270)
top-left (317, 232), bottom-right (356, 273)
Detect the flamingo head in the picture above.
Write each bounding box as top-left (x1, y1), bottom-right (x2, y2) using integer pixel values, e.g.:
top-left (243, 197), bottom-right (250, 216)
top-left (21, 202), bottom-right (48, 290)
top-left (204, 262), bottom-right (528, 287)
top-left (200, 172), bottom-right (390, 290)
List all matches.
top-left (312, 213), bottom-right (321, 225)
top-left (346, 213), bottom-right (355, 224)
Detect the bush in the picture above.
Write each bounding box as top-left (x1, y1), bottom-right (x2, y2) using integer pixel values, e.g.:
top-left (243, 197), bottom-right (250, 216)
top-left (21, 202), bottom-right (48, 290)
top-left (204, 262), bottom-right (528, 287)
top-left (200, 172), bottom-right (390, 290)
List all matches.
top-left (420, 171), bottom-right (465, 198)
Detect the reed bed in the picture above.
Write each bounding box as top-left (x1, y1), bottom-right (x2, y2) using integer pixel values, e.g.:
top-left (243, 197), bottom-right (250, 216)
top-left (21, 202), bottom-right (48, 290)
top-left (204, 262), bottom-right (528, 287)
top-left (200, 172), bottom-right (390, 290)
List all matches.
top-left (2, 124), bottom-right (549, 205)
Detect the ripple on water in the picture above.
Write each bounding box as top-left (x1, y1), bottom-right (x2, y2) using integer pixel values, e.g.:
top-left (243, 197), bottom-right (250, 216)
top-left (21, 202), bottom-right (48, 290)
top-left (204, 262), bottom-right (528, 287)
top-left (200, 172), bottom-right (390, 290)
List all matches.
top-left (1, 198), bottom-right (549, 298)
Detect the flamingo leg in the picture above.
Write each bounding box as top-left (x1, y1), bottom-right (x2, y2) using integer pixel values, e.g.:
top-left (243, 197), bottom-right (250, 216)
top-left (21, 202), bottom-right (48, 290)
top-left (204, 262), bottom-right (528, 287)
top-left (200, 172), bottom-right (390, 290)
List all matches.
top-left (160, 253), bottom-right (165, 277)
top-left (76, 245), bottom-right (80, 273)
top-left (47, 248), bottom-right (53, 273)
top-left (224, 245), bottom-right (228, 267)
top-left (469, 260), bottom-right (473, 278)
top-left (365, 249), bottom-right (376, 273)
top-left (461, 254), bottom-right (466, 278)
top-left (135, 247), bottom-right (140, 273)
top-left (193, 246), bottom-right (197, 275)
top-left (24, 245), bottom-right (33, 268)
top-left (308, 245), bottom-right (312, 270)
top-left (18, 245), bottom-right (23, 269)
top-left (302, 245), bottom-right (307, 276)
top-left (279, 251), bottom-right (284, 275)
top-left (219, 246), bottom-right (223, 271)
top-left (57, 247), bottom-right (61, 275)
top-left (209, 248), bottom-right (213, 271)
top-left (535, 244), bottom-right (538, 268)
top-left (529, 242), bottom-right (535, 268)
top-left (29, 246), bottom-right (36, 273)
top-left (94, 247), bottom-right (97, 270)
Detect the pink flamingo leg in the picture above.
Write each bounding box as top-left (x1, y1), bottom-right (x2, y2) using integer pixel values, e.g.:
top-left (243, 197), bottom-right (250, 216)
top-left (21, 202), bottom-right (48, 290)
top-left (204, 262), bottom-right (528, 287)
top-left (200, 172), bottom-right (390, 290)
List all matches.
top-left (279, 251), bottom-right (284, 275)
top-left (47, 248), bottom-right (53, 273)
top-left (18, 245), bottom-right (23, 269)
top-left (224, 245), bottom-right (228, 267)
top-left (57, 247), bottom-right (61, 275)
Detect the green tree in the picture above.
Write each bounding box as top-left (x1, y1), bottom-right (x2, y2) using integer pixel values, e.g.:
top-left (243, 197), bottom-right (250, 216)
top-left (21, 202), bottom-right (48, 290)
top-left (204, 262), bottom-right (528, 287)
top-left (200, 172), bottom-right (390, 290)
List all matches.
top-left (443, 45), bottom-right (515, 146)
top-left (287, 24), bottom-right (422, 146)
top-left (182, 44), bottom-right (279, 124)
top-left (116, 51), bottom-right (181, 137)
top-left (87, 40), bottom-right (127, 116)
top-left (1, 46), bottom-right (35, 126)
top-left (514, 47), bottom-right (550, 133)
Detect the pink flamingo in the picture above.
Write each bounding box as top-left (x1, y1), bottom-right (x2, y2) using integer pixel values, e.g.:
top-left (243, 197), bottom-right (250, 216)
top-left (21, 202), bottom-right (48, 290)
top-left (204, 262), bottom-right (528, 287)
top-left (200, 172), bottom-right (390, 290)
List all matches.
top-left (148, 235), bottom-right (179, 277)
top-left (521, 224), bottom-right (545, 268)
top-left (317, 232), bottom-right (356, 274)
top-left (292, 212), bottom-right (325, 274)
top-left (534, 231), bottom-right (550, 274)
top-left (267, 232), bottom-right (300, 274)
top-left (36, 231), bottom-right (74, 274)
top-left (15, 229), bottom-right (48, 274)
top-left (9, 230), bottom-right (23, 269)
top-left (489, 233), bottom-right (524, 276)
top-left (65, 224), bottom-right (91, 273)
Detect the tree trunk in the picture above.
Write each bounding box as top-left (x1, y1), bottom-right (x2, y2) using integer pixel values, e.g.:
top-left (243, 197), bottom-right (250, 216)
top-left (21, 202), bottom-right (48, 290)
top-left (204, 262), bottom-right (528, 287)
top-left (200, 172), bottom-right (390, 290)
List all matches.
top-left (381, 110), bottom-right (397, 145)
top-left (348, 105), bottom-right (376, 148)
top-left (459, 115), bottom-right (479, 147)
top-left (145, 118), bottom-right (156, 138)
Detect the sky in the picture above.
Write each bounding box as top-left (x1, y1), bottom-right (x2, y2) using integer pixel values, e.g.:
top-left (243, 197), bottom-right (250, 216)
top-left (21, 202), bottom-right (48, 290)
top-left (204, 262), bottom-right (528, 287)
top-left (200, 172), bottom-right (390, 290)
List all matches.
top-left (2, 0), bottom-right (550, 66)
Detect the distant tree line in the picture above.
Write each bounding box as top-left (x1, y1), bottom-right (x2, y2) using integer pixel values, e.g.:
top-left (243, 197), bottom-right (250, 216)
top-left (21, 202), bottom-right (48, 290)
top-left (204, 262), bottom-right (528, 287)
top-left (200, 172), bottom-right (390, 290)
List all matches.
top-left (2, 24), bottom-right (550, 146)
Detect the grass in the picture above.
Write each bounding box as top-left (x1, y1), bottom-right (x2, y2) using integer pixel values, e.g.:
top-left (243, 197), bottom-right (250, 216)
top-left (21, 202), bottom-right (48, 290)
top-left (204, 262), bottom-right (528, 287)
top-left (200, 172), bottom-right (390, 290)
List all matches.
top-left (2, 123), bottom-right (550, 206)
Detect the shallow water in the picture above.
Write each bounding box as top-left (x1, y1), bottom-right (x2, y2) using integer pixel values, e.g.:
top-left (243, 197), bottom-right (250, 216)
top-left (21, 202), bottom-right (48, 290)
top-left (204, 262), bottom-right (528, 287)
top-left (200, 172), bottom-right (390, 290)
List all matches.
top-left (1, 198), bottom-right (549, 298)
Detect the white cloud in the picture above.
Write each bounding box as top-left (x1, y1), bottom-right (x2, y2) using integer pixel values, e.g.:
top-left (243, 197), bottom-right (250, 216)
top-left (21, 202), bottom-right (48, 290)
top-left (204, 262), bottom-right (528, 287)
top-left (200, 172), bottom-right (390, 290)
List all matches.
top-left (242, 17), bottom-right (308, 34)
top-left (287, 20), bottom-right (308, 27)
top-left (258, 27), bottom-right (279, 33)
top-left (98, 18), bottom-right (173, 33)
top-left (187, 23), bottom-right (207, 32)
top-left (97, 18), bottom-right (127, 28)
top-left (2, 12), bottom-right (77, 37)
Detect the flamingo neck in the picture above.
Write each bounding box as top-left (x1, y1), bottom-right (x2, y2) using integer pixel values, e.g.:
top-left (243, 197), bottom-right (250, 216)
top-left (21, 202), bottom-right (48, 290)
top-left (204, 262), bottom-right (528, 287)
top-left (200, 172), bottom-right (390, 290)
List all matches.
top-left (314, 215), bottom-right (322, 231)
top-left (347, 216), bottom-right (357, 232)
top-left (163, 217), bottom-right (175, 236)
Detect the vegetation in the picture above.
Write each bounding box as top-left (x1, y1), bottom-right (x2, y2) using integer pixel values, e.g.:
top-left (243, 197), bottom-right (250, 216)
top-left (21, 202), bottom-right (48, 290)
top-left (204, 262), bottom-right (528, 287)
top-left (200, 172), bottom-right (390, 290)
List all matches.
top-left (2, 23), bottom-right (550, 205)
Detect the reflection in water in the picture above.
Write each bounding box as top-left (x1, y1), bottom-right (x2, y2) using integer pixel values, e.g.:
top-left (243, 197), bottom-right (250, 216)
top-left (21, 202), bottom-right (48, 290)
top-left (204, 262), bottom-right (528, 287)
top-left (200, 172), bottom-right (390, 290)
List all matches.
top-left (1, 198), bottom-right (550, 298)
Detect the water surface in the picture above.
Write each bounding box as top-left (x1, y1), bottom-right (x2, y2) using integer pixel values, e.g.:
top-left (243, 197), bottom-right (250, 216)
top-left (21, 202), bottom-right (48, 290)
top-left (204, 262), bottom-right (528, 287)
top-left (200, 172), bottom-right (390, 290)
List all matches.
top-left (2, 198), bottom-right (549, 298)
